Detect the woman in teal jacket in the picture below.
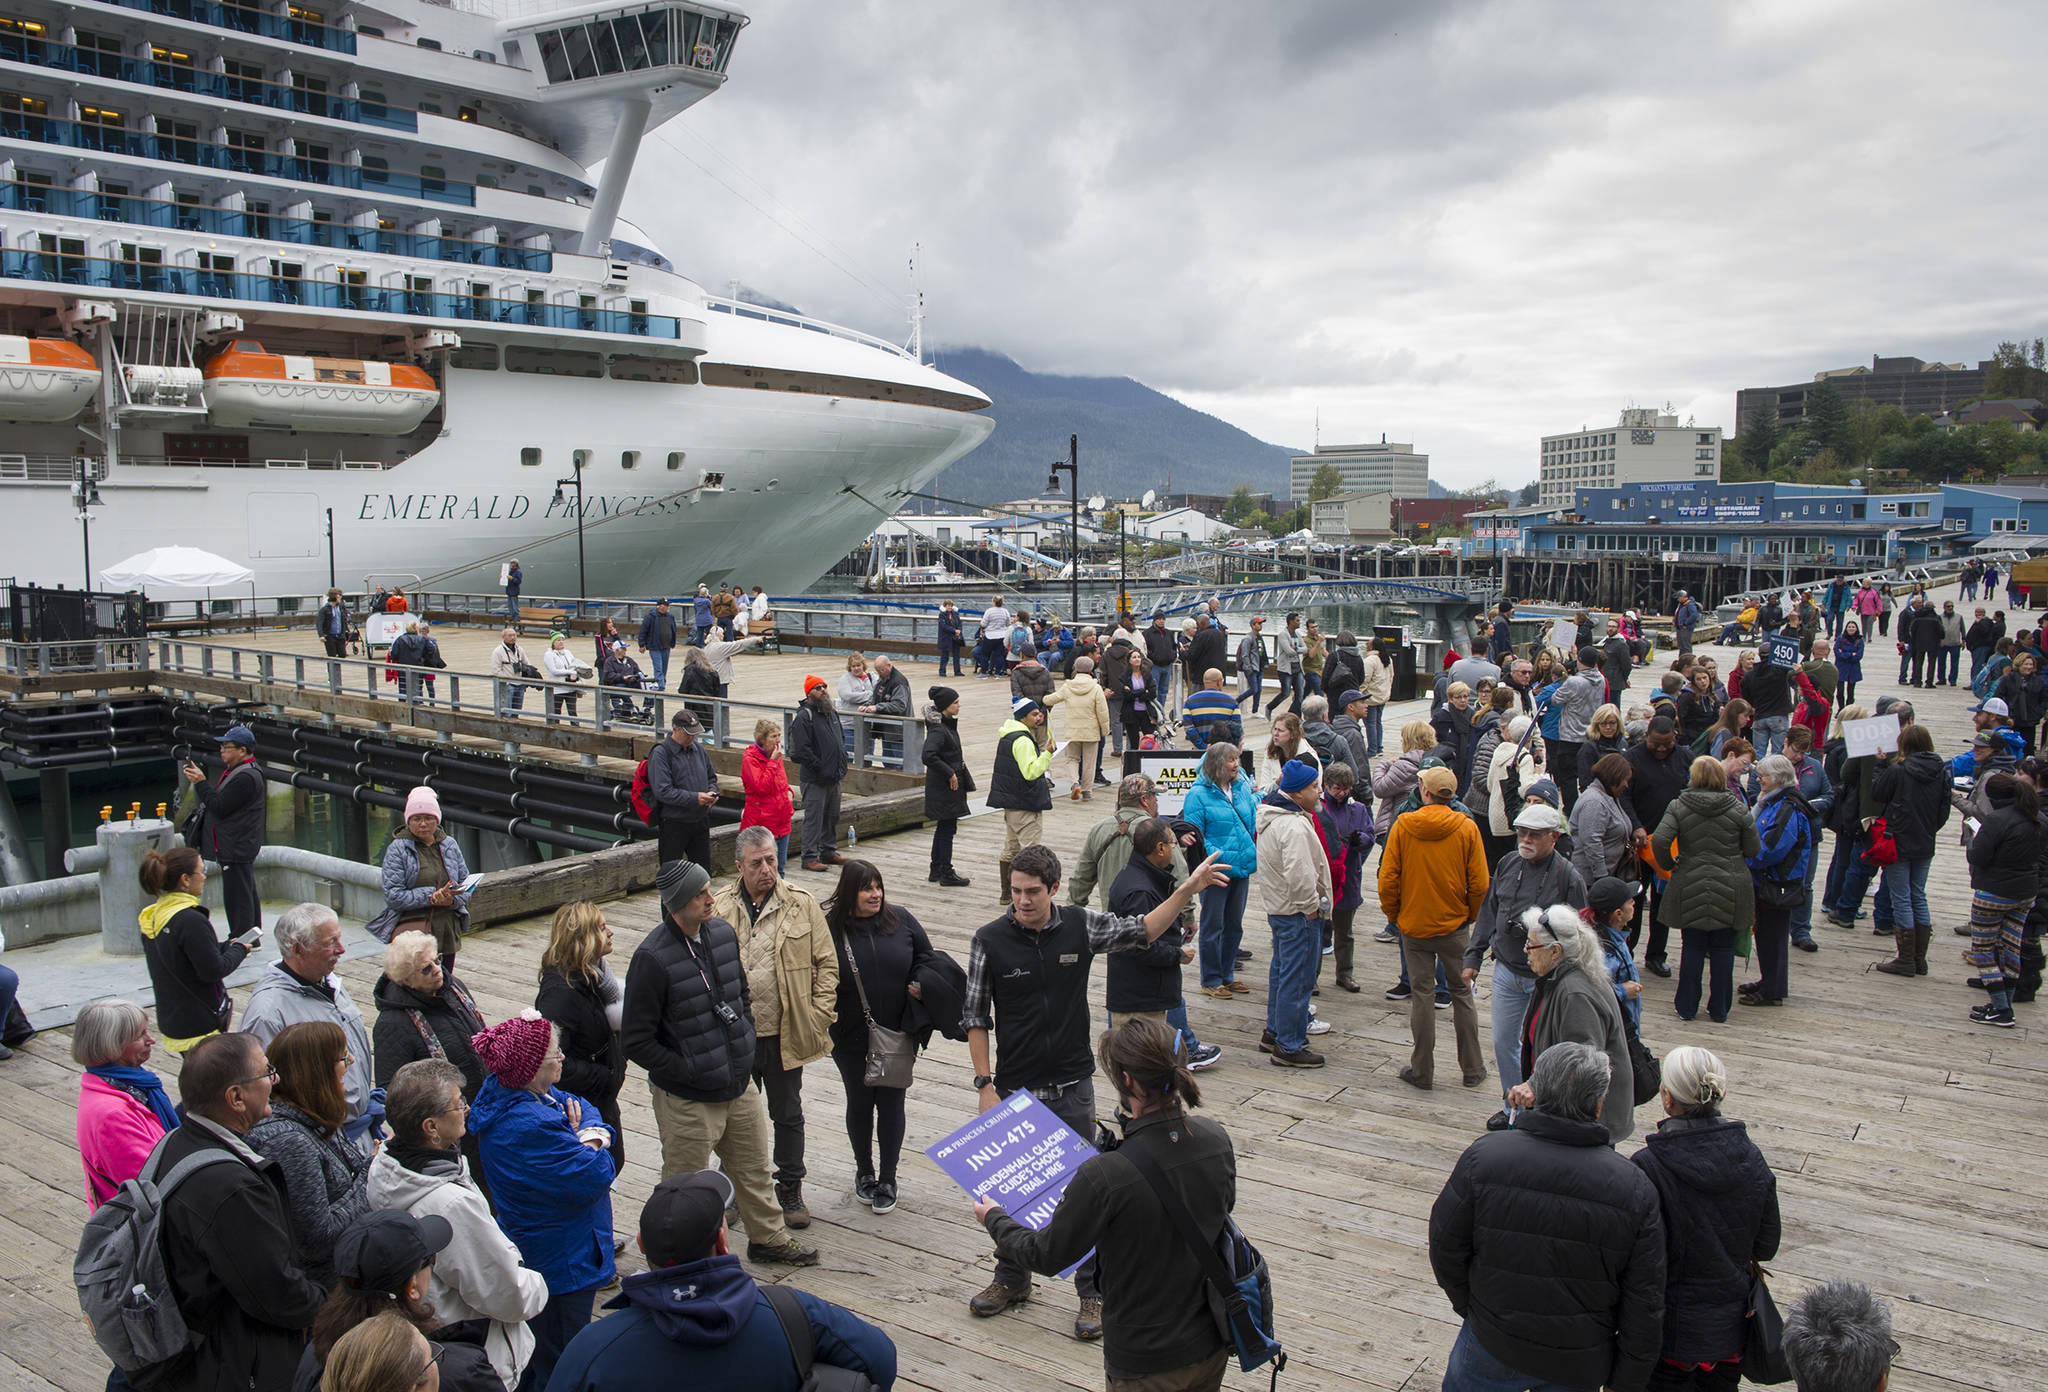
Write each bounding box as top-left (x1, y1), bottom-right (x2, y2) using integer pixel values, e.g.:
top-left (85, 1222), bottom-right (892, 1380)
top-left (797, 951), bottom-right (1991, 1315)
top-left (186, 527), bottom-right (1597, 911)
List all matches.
top-left (1181, 741), bottom-right (1259, 996)
top-left (469, 1012), bottom-right (617, 1392)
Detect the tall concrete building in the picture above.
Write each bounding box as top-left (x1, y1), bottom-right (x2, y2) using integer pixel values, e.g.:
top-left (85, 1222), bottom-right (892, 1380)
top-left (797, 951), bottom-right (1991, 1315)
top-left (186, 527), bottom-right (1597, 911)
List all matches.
top-left (1538, 408), bottom-right (1720, 510)
top-left (1735, 354), bottom-right (1987, 431)
top-left (1290, 438), bottom-right (1428, 502)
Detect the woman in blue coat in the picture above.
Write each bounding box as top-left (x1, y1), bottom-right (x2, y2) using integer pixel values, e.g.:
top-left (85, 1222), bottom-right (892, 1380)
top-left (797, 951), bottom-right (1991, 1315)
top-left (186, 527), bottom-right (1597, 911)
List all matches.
top-left (1834, 620), bottom-right (1865, 705)
top-left (469, 1012), bottom-right (616, 1392)
top-left (1180, 741), bottom-right (1259, 997)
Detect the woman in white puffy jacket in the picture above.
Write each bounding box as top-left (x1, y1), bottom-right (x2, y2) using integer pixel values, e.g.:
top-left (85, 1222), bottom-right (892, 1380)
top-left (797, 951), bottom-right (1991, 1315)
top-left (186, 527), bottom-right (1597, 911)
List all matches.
top-left (1483, 715), bottom-right (1543, 865)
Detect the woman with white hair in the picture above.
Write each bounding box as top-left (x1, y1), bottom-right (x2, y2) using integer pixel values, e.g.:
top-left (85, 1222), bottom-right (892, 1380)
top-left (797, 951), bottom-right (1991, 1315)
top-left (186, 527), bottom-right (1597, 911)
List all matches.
top-left (1509, 904), bottom-right (1635, 1142)
top-left (1484, 715), bottom-right (1544, 867)
top-left (1630, 1046), bottom-right (1781, 1389)
top-left (72, 998), bottom-right (177, 1209)
top-left (372, 930), bottom-right (486, 1097)
top-left (1742, 754), bottom-right (1816, 1009)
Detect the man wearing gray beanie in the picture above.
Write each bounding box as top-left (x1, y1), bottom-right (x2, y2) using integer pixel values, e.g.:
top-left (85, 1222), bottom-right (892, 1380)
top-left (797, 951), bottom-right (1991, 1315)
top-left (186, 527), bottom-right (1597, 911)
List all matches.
top-left (621, 859), bottom-right (818, 1266)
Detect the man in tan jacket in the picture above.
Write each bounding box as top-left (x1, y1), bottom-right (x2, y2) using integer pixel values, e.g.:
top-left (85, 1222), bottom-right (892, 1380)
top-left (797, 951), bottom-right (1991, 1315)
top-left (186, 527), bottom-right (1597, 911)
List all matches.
top-left (710, 825), bottom-right (839, 1228)
top-left (1255, 759), bottom-right (1333, 1069)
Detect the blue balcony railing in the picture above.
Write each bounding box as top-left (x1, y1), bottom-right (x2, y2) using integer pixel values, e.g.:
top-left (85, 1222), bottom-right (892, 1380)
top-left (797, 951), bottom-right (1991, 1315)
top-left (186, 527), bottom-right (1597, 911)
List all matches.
top-left (0, 113), bottom-right (472, 206)
top-left (88, 0), bottom-right (357, 54)
top-left (0, 250), bottom-right (675, 338)
top-left (0, 179), bottom-right (553, 271)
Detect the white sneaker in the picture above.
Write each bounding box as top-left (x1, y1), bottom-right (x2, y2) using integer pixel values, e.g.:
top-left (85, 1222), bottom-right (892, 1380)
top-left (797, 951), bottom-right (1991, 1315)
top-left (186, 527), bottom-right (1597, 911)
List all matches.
top-left (1305, 1018), bottom-right (1332, 1036)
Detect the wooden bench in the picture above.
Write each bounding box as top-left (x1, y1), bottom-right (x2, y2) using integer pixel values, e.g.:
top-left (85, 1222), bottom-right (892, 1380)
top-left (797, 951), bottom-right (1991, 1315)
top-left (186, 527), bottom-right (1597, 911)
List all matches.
top-left (519, 605), bottom-right (569, 630)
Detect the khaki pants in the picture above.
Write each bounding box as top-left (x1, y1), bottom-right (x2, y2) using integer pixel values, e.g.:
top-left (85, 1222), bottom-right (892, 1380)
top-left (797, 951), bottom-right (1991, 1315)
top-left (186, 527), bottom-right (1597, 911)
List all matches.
top-left (1067, 740), bottom-right (1098, 788)
top-left (1107, 1347), bottom-right (1229, 1392)
top-left (1001, 809), bottom-right (1043, 859)
top-left (1402, 928), bottom-right (1484, 1086)
top-left (648, 1081), bottom-right (786, 1247)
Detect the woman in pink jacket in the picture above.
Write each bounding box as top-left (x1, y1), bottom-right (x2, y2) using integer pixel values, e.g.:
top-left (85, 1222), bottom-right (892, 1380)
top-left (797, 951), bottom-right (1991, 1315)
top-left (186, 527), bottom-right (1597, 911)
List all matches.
top-left (73, 998), bottom-right (178, 1209)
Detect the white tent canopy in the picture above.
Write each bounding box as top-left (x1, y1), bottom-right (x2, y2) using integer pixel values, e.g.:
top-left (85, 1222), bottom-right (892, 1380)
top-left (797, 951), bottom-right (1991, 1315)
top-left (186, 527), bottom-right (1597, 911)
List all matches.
top-left (99, 546), bottom-right (255, 590)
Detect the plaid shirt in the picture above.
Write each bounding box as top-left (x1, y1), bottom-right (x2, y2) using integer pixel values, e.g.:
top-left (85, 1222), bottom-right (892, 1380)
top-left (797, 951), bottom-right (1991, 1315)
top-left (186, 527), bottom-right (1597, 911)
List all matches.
top-left (960, 906), bottom-right (1153, 1033)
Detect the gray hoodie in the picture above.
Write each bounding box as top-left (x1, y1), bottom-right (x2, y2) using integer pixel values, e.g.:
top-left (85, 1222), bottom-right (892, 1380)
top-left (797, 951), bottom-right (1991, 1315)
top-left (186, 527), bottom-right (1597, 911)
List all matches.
top-left (1554, 668), bottom-right (1608, 744)
top-left (239, 960), bottom-right (376, 1154)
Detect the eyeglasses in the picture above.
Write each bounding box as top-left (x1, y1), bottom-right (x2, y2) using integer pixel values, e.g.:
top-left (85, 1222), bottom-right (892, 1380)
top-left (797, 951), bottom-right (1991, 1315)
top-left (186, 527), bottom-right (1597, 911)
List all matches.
top-left (235, 1065), bottom-right (280, 1087)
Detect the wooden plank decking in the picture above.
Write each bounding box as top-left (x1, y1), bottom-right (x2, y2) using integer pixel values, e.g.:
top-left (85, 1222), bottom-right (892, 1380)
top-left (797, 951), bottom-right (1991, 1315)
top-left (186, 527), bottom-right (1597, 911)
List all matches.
top-left (1, 605), bottom-right (2043, 1392)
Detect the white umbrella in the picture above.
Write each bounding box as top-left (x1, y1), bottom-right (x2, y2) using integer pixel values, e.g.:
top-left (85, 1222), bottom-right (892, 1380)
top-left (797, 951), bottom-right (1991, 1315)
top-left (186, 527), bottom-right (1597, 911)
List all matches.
top-left (99, 546), bottom-right (255, 590)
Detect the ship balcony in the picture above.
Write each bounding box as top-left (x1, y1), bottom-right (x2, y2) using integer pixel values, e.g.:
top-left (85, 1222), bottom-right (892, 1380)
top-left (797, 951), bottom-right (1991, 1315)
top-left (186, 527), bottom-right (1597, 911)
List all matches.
top-left (0, 111), bottom-right (475, 207)
top-left (0, 31), bottom-right (416, 133)
top-left (77, 0), bottom-right (357, 55)
top-left (0, 178), bottom-right (553, 272)
top-left (1, 248), bottom-right (686, 340)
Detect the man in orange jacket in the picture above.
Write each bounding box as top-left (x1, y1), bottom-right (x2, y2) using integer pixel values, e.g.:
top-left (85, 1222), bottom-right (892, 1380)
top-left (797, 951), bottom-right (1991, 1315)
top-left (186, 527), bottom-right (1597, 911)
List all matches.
top-left (1378, 767), bottom-right (1490, 1091)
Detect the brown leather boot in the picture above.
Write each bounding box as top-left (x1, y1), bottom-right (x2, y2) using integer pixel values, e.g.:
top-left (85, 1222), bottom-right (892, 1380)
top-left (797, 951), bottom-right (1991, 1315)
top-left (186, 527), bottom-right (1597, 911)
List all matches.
top-left (1874, 927), bottom-right (1916, 976)
top-left (998, 859), bottom-right (1012, 904)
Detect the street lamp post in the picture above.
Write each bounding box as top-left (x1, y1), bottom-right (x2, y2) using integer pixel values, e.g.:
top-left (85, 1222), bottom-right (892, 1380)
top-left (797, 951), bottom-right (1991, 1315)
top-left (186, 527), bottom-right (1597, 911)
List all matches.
top-left (71, 457), bottom-right (103, 588)
top-left (1047, 433), bottom-right (1078, 625)
top-left (551, 460), bottom-right (588, 604)
top-left (325, 507), bottom-right (336, 589)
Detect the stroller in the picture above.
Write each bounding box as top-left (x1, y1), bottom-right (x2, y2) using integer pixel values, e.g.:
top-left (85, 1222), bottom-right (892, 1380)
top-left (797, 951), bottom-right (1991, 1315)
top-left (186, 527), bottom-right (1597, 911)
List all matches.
top-left (600, 642), bottom-right (659, 724)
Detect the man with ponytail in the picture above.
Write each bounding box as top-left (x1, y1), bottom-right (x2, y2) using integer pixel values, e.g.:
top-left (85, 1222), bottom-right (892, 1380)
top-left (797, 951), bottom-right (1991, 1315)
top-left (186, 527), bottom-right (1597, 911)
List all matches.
top-left (973, 1019), bottom-right (1236, 1391)
top-left (139, 845), bottom-right (259, 1051)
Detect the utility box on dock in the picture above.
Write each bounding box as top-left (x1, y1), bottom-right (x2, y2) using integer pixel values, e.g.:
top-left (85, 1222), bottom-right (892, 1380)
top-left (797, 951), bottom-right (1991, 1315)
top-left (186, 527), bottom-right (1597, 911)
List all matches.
top-left (98, 817), bottom-right (177, 956)
top-left (1375, 626), bottom-right (1419, 703)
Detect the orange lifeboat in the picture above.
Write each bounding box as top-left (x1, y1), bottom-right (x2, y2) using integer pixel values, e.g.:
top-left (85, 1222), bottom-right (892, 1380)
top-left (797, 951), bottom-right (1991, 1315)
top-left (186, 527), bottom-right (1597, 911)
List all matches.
top-left (204, 339), bottom-right (439, 433)
top-left (0, 335), bottom-right (101, 422)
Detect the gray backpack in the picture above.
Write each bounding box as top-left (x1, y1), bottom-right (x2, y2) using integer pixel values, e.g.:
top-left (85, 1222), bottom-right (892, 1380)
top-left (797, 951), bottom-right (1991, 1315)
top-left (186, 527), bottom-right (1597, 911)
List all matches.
top-left (75, 1137), bottom-right (237, 1373)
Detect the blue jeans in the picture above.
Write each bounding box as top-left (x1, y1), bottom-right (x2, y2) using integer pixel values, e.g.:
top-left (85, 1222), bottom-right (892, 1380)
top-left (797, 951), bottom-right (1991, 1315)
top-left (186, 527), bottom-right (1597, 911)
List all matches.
top-left (1972, 645), bottom-right (1992, 679)
top-left (1833, 837), bottom-right (1892, 930)
top-left (1791, 878), bottom-right (1815, 944)
top-left (0, 962), bottom-right (19, 1031)
top-left (647, 647), bottom-right (670, 689)
top-left (496, 680), bottom-right (528, 717)
top-left (1364, 704), bottom-right (1384, 755)
top-left (1265, 913), bottom-right (1321, 1053)
top-left (1940, 646), bottom-right (1959, 684)
top-left (1238, 669), bottom-right (1263, 711)
top-left (1488, 964), bottom-right (1538, 1103)
top-left (773, 834), bottom-right (788, 875)
top-left (1753, 715), bottom-right (1789, 758)
top-left (1882, 856), bottom-right (1932, 928)
top-left (505, 593), bottom-right (520, 623)
top-left (1197, 878), bottom-right (1249, 987)
top-left (1150, 662), bottom-right (1175, 712)
top-left (1442, 1319), bottom-right (1598, 1392)
top-left (1265, 669), bottom-right (1301, 716)
top-left (694, 623), bottom-right (712, 647)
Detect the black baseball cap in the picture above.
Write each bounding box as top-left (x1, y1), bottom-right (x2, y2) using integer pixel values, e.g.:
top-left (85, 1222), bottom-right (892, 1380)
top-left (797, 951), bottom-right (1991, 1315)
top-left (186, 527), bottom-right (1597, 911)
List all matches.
top-left (640, 1169), bottom-right (735, 1267)
top-left (1587, 876), bottom-right (1641, 915)
top-left (333, 1210), bottom-right (453, 1294)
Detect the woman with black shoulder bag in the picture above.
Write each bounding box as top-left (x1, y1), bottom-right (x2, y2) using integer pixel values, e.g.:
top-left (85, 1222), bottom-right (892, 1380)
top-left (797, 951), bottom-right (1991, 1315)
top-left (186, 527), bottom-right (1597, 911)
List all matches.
top-left (825, 859), bottom-right (934, 1216)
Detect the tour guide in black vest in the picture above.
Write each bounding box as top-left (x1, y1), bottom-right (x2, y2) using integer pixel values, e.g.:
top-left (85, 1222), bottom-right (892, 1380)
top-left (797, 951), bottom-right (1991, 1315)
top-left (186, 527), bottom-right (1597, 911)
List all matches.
top-left (960, 842), bottom-right (1227, 1339)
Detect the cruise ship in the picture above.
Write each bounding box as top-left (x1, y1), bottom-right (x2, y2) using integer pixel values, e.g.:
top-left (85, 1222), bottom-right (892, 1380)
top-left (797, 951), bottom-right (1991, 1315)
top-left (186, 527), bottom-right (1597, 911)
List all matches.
top-left (0, 0), bottom-right (994, 596)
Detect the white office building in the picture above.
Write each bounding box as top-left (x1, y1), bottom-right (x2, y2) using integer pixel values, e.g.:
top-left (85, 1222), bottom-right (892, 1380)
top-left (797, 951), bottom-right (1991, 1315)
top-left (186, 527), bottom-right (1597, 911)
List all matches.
top-left (1539, 408), bottom-right (1721, 509)
top-left (1290, 439), bottom-right (1429, 502)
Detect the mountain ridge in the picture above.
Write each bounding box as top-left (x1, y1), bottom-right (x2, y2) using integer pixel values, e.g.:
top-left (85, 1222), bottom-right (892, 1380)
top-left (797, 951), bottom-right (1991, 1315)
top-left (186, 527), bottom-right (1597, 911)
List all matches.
top-left (922, 347), bottom-right (1298, 505)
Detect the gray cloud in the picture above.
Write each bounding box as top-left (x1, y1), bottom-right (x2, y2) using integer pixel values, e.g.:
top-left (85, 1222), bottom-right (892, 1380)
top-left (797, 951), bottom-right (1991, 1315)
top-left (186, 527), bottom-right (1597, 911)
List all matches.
top-left (621, 0), bottom-right (2048, 487)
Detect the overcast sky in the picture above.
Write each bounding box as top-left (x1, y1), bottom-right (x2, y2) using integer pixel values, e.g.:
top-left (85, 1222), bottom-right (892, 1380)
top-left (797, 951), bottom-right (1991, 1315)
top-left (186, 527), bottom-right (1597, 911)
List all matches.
top-left (620, 0), bottom-right (2048, 491)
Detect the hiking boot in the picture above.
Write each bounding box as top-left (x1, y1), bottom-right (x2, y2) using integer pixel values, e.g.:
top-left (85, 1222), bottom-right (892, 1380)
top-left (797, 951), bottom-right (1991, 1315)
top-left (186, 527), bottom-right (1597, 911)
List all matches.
top-left (1258, 1029), bottom-right (1276, 1054)
top-left (1875, 927), bottom-right (1916, 976)
top-left (1824, 911), bottom-right (1858, 930)
top-left (1792, 936), bottom-right (1818, 953)
top-left (969, 1279), bottom-right (1031, 1316)
top-left (938, 869), bottom-right (972, 888)
top-left (747, 1237), bottom-right (820, 1267)
top-left (1074, 1298), bottom-right (1104, 1341)
top-left (998, 859), bottom-right (1013, 905)
top-left (776, 1182), bottom-right (810, 1230)
top-left (1270, 1047), bottom-right (1326, 1068)
top-left (1953, 923), bottom-right (1975, 936)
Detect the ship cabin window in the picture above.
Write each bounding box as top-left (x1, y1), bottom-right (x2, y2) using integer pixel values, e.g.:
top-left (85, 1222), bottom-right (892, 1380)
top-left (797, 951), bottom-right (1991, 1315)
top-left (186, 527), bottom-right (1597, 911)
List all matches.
top-left (293, 74), bottom-right (329, 117)
top-left (458, 105), bottom-right (479, 121)
top-left (225, 129), bottom-right (265, 174)
top-left (151, 46), bottom-right (197, 89)
top-left (506, 346), bottom-right (601, 378)
top-left (521, 448), bottom-right (542, 467)
top-left (361, 155), bottom-right (389, 183)
top-left (416, 37), bottom-right (441, 50)
top-left (418, 101), bottom-right (441, 114)
top-left (572, 448), bottom-right (592, 471)
top-left (667, 451), bottom-right (685, 471)
top-left (222, 58), bottom-right (264, 103)
top-left (620, 451), bottom-right (639, 470)
top-left (449, 344), bottom-right (496, 371)
top-left (356, 24), bottom-right (382, 36)
top-left (73, 29), bottom-right (123, 78)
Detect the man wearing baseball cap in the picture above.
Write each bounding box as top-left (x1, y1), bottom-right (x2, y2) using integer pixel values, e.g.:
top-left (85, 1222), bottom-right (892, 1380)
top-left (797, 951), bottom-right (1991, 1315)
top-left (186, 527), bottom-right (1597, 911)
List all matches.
top-left (648, 709), bottom-right (719, 869)
top-left (987, 697), bottom-right (1057, 903)
top-left (786, 676), bottom-right (847, 872)
top-left (180, 724), bottom-right (266, 940)
top-left (1465, 801), bottom-right (1586, 1129)
top-left (548, 1171), bottom-right (897, 1392)
top-left (1378, 765), bottom-right (1490, 1090)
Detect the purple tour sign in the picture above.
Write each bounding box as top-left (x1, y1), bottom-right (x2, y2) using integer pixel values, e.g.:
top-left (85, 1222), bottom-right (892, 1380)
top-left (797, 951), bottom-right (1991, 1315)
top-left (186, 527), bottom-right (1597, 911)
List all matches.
top-left (926, 1090), bottom-right (1098, 1277)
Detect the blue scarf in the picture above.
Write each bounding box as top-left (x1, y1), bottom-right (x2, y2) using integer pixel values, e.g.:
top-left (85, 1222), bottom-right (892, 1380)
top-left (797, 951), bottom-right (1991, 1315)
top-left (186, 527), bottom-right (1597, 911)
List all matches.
top-left (88, 1065), bottom-right (181, 1133)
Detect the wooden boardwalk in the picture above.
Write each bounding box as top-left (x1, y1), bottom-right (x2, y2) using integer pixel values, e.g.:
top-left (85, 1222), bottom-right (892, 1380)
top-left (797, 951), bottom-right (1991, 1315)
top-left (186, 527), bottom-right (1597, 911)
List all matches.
top-left (2, 604), bottom-right (2043, 1392)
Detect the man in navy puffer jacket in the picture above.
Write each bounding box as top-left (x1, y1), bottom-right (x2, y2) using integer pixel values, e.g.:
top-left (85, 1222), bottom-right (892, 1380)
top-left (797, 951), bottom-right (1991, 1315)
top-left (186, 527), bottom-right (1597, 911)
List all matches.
top-left (549, 1170), bottom-right (896, 1392)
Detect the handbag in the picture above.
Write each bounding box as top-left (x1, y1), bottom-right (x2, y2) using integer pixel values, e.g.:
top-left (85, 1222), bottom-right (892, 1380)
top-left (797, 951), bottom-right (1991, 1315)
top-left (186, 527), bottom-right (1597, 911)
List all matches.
top-left (1743, 1262), bottom-right (1794, 1384)
top-left (1622, 1010), bottom-right (1660, 1107)
top-left (1122, 1140), bottom-right (1286, 1386)
top-left (1861, 817), bottom-right (1899, 867)
top-left (840, 932), bottom-right (915, 1088)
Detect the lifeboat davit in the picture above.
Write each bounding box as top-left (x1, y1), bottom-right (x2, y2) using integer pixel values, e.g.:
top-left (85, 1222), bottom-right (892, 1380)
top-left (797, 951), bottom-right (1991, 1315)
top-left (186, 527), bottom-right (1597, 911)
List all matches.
top-left (0, 335), bottom-right (101, 422)
top-left (204, 340), bottom-right (439, 434)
